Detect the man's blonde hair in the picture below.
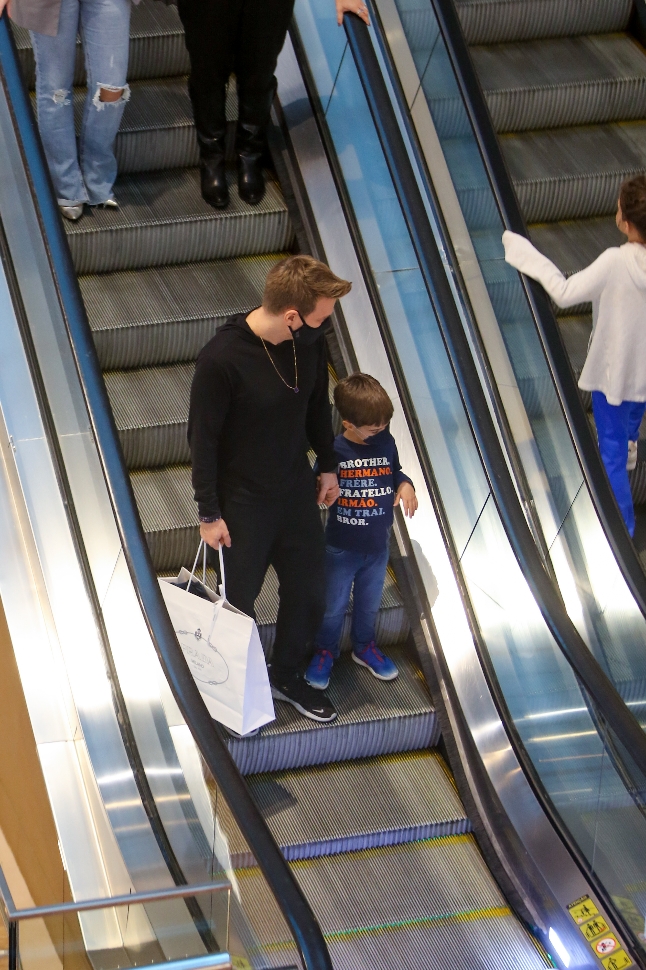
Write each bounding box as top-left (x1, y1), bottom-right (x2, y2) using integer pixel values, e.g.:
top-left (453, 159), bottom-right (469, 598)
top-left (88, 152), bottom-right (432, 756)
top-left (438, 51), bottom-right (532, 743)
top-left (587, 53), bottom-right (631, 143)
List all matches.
top-left (263, 255), bottom-right (351, 316)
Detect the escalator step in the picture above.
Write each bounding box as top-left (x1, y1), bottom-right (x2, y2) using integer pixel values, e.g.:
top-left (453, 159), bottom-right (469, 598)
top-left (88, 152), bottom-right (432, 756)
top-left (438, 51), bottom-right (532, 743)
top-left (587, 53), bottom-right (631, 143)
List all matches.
top-left (64, 167), bottom-right (292, 274)
top-left (227, 648), bottom-right (436, 775)
top-left (11, 0), bottom-right (188, 89)
top-left (557, 314), bottom-right (592, 379)
top-left (227, 750), bottom-right (469, 864)
top-left (131, 462), bottom-right (197, 569)
top-left (106, 362), bottom-right (193, 468)
top-left (502, 122), bottom-right (646, 223)
top-left (455, 0), bottom-right (631, 46)
top-left (235, 836), bottom-right (549, 970)
top-left (528, 216), bottom-right (622, 315)
top-left (473, 34), bottom-right (646, 134)
top-left (80, 254), bottom-right (286, 370)
top-left (115, 77), bottom-right (197, 174)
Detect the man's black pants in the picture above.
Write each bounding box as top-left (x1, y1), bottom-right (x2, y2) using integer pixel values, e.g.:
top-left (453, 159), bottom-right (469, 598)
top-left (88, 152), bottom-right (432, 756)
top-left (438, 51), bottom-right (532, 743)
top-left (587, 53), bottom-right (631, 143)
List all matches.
top-left (176, 0), bottom-right (295, 132)
top-left (218, 488), bottom-right (326, 682)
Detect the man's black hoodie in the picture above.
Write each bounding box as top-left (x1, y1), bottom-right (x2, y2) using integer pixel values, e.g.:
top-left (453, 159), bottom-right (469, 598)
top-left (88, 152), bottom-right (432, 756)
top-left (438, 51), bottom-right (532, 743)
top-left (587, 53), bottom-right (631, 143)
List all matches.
top-left (188, 313), bottom-right (337, 519)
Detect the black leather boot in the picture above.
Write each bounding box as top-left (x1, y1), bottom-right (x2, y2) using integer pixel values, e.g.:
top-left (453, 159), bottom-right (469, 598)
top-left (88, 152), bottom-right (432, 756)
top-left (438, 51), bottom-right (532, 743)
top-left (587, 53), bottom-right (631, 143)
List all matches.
top-left (198, 131), bottom-right (229, 209)
top-left (236, 122), bottom-right (266, 205)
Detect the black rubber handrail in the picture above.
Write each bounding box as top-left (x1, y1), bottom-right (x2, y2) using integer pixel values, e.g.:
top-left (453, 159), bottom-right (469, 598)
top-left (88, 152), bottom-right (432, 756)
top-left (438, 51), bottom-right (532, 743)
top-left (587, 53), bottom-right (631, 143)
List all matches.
top-left (0, 14), bottom-right (331, 970)
top-left (343, 11), bottom-right (646, 781)
top-left (426, 0), bottom-right (646, 621)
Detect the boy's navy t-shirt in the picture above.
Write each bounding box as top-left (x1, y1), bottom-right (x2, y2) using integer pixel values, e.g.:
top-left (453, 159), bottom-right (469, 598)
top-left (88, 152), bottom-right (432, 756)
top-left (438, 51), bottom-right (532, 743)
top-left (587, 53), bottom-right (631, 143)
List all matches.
top-left (325, 429), bottom-right (413, 554)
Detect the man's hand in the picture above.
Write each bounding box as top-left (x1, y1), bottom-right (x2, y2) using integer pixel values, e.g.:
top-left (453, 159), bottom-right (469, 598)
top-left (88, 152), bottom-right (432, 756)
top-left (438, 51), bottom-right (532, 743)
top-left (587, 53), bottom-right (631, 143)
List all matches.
top-left (336, 0), bottom-right (370, 25)
top-left (394, 482), bottom-right (417, 518)
top-left (200, 518), bottom-right (231, 549)
top-left (317, 471), bottom-right (340, 506)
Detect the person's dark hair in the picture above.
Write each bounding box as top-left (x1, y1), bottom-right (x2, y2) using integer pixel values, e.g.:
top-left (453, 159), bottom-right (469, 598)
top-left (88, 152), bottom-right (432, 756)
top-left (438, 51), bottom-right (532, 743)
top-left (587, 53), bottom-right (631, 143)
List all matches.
top-left (620, 175), bottom-right (646, 240)
top-left (334, 373), bottom-right (394, 427)
top-left (263, 255), bottom-right (351, 316)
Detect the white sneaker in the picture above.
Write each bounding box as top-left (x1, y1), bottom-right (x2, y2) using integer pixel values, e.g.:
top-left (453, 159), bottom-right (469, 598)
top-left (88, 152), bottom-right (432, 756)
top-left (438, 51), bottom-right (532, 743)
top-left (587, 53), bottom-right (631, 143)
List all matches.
top-left (628, 440), bottom-right (638, 472)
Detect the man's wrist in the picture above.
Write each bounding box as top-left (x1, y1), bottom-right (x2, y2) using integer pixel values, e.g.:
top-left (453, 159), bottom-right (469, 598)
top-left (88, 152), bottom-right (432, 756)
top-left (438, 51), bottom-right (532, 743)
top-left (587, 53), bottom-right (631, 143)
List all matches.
top-left (199, 515), bottom-right (221, 523)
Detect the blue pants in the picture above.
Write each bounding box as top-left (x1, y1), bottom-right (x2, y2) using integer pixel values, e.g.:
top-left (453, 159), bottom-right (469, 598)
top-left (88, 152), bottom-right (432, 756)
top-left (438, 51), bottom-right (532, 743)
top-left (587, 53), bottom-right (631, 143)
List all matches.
top-left (315, 544), bottom-right (389, 657)
top-left (592, 391), bottom-right (646, 537)
top-left (31, 0), bottom-right (131, 205)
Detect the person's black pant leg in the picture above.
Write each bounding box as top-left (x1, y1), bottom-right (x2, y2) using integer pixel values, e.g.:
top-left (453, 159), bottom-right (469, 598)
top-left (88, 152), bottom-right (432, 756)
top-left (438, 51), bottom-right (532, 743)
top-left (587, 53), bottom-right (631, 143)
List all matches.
top-left (177, 0), bottom-right (240, 132)
top-left (218, 499), bottom-right (276, 618)
top-left (270, 493), bottom-right (326, 681)
top-left (235, 0), bottom-right (295, 125)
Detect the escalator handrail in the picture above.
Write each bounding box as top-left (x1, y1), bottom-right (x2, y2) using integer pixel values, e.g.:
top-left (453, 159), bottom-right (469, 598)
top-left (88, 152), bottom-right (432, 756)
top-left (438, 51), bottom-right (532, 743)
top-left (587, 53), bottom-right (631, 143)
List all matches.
top-left (343, 11), bottom-right (646, 781)
top-left (425, 0), bottom-right (646, 621)
top-left (0, 15), bottom-right (332, 970)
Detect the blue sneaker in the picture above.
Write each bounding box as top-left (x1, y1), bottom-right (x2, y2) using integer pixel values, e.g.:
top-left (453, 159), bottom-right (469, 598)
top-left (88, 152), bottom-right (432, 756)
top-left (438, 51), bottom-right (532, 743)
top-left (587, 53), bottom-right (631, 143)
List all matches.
top-left (352, 642), bottom-right (399, 681)
top-left (305, 648), bottom-right (335, 690)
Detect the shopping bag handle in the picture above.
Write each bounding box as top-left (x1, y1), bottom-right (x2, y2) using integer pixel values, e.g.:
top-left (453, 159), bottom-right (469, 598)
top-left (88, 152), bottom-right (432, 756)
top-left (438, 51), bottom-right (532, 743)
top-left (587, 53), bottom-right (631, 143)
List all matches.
top-left (187, 539), bottom-right (226, 601)
top-left (186, 540), bottom-right (208, 591)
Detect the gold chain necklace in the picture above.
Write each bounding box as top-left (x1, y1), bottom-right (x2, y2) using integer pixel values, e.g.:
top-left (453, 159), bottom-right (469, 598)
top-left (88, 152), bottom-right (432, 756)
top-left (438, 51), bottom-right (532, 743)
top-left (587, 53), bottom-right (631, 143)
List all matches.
top-left (260, 336), bottom-right (299, 393)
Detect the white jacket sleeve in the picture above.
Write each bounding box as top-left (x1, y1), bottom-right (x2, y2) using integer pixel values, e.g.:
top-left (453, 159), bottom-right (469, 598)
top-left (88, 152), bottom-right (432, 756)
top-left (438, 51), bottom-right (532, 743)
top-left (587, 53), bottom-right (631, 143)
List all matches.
top-left (502, 230), bottom-right (612, 308)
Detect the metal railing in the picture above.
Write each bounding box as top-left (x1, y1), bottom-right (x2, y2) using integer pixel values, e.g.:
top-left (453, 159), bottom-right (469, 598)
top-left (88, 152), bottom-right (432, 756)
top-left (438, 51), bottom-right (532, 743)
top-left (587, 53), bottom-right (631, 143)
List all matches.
top-left (0, 866), bottom-right (232, 970)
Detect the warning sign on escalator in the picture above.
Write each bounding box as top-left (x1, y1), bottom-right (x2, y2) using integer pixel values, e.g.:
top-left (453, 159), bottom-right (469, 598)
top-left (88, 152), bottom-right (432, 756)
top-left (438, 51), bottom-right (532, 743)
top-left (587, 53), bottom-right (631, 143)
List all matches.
top-left (566, 895), bottom-right (633, 968)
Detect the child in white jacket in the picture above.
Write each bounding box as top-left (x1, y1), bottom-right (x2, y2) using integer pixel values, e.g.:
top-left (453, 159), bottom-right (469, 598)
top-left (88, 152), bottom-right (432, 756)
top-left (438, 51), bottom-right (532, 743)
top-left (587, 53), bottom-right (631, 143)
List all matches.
top-left (503, 174), bottom-right (646, 537)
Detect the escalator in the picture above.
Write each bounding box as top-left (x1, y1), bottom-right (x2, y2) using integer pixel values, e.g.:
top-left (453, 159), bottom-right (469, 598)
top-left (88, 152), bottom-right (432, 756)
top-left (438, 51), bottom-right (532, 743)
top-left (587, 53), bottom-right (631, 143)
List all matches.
top-left (451, 0), bottom-right (646, 557)
top-left (2, 2), bottom-right (646, 969)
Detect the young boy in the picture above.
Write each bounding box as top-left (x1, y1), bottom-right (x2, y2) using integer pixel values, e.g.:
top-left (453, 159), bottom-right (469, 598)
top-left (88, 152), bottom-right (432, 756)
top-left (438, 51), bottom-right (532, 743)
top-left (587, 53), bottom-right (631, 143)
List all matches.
top-left (305, 374), bottom-right (417, 690)
top-left (503, 174), bottom-right (646, 537)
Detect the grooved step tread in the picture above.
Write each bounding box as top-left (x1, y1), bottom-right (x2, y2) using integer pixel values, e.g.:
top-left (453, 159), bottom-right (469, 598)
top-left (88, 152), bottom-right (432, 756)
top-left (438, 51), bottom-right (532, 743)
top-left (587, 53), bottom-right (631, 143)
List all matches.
top-left (474, 34), bottom-right (646, 133)
top-left (12, 0), bottom-right (189, 88)
top-left (454, 0), bottom-right (631, 46)
top-left (235, 837), bottom-right (549, 970)
top-left (81, 254), bottom-right (286, 370)
top-left (502, 121), bottom-right (646, 223)
top-left (529, 215), bottom-right (622, 280)
top-left (225, 750), bottom-right (469, 865)
top-left (65, 168), bottom-right (292, 274)
top-left (226, 649), bottom-right (437, 776)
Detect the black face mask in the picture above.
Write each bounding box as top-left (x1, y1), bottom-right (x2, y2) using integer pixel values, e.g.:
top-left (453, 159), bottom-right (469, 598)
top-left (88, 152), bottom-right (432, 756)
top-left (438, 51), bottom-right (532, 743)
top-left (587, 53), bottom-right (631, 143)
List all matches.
top-left (292, 312), bottom-right (329, 346)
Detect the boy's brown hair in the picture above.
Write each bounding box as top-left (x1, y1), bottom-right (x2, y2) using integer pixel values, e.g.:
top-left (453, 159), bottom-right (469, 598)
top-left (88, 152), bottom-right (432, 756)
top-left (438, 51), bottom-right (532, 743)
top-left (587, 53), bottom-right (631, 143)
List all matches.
top-left (334, 373), bottom-right (394, 428)
top-left (263, 255), bottom-right (351, 316)
top-left (620, 175), bottom-right (646, 240)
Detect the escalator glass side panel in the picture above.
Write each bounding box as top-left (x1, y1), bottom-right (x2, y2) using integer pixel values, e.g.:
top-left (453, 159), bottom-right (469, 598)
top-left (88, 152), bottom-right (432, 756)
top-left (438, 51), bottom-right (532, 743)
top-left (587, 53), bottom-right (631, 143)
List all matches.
top-left (385, 0), bottom-right (646, 724)
top-left (292, 1), bottom-right (646, 958)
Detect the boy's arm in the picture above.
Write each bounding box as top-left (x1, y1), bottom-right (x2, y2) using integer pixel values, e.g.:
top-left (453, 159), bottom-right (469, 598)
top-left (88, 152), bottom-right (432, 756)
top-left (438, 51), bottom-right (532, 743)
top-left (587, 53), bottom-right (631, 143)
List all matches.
top-left (503, 230), bottom-right (614, 307)
top-left (392, 442), bottom-right (413, 490)
top-left (392, 443), bottom-right (417, 517)
top-left (188, 352), bottom-right (232, 520)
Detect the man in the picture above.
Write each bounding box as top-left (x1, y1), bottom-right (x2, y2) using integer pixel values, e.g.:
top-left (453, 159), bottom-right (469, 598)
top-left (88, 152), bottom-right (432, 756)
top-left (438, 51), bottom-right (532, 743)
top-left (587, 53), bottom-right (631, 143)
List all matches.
top-left (189, 255), bottom-right (351, 722)
top-left (176, 0), bottom-right (370, 209)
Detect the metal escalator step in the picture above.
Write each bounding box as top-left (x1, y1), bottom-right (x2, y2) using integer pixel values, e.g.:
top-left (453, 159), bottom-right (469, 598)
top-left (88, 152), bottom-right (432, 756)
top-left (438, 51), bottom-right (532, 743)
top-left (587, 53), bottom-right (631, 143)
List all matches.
top-left (557, 314), bottom-right (592, 379)
top-left (528, 215), bottom-right (622, 316)
top-left (11, 0), bottom-right (188, 89)
top-left (455, 0), bottom-right (631, 46)
top-left (106, 362), bottom-right (193, 468)
top-left (64, 168), bottom-right (292, 275)
top-left (131, 462), bottom-right (196, 569)
top-left (502, 122), bottom-right (646, 223)
top-left (227, 649), bottom-right (437, 775)
top-left (228, 751), bottom-right (469, 864)
top-left (115, 77), bottom-right (196, 173)
top-left (235, 837), bottom-right (548, 970)
top-left (473, 34), bottom-right (646, 134)
top-left (80, 254), bottom-right (286, 370)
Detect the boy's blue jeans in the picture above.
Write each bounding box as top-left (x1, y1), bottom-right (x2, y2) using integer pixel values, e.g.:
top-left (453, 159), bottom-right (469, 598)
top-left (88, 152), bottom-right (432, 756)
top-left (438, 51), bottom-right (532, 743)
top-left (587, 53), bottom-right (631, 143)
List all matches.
top-left (592, 391), bottom-right (646, 536)
top-left (31, 0), bottom-right (131, 206)
top-left (316, 544), bottom-right (389, 657)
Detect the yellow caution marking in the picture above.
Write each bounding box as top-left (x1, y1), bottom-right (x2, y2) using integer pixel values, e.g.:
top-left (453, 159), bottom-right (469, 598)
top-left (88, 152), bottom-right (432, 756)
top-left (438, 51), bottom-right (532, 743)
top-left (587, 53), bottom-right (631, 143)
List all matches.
top-left (568, 895), bottom-right (599, 924)
top-left (601, 950), bottom-right (633, 970)
top-left (580, 915), bottom-right (610, 941)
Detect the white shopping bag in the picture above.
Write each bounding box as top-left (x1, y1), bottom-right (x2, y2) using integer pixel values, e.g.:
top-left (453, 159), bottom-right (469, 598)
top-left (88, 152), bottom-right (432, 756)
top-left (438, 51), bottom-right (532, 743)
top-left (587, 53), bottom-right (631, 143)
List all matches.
top-left (159, 542), bottom-right (274, 736)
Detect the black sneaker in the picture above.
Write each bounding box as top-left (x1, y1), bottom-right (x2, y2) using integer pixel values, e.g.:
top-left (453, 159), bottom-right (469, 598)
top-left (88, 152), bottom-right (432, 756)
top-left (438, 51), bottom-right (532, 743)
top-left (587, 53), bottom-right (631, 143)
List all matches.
top-left (270, 672), bottom-right (337, 723)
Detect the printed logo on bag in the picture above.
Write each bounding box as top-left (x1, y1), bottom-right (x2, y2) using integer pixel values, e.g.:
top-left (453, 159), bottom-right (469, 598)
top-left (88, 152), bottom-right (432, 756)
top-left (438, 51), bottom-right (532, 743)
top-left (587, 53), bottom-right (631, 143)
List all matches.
top-left (176, 626), bottom-right (229, 686)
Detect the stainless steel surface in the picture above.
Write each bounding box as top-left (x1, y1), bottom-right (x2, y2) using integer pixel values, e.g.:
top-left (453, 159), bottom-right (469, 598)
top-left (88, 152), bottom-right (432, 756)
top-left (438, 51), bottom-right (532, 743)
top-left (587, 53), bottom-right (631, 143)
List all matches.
top-left (120, 956), bottom-right (232, 970)
top-left (0, 868), bottom-right (230, 921)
